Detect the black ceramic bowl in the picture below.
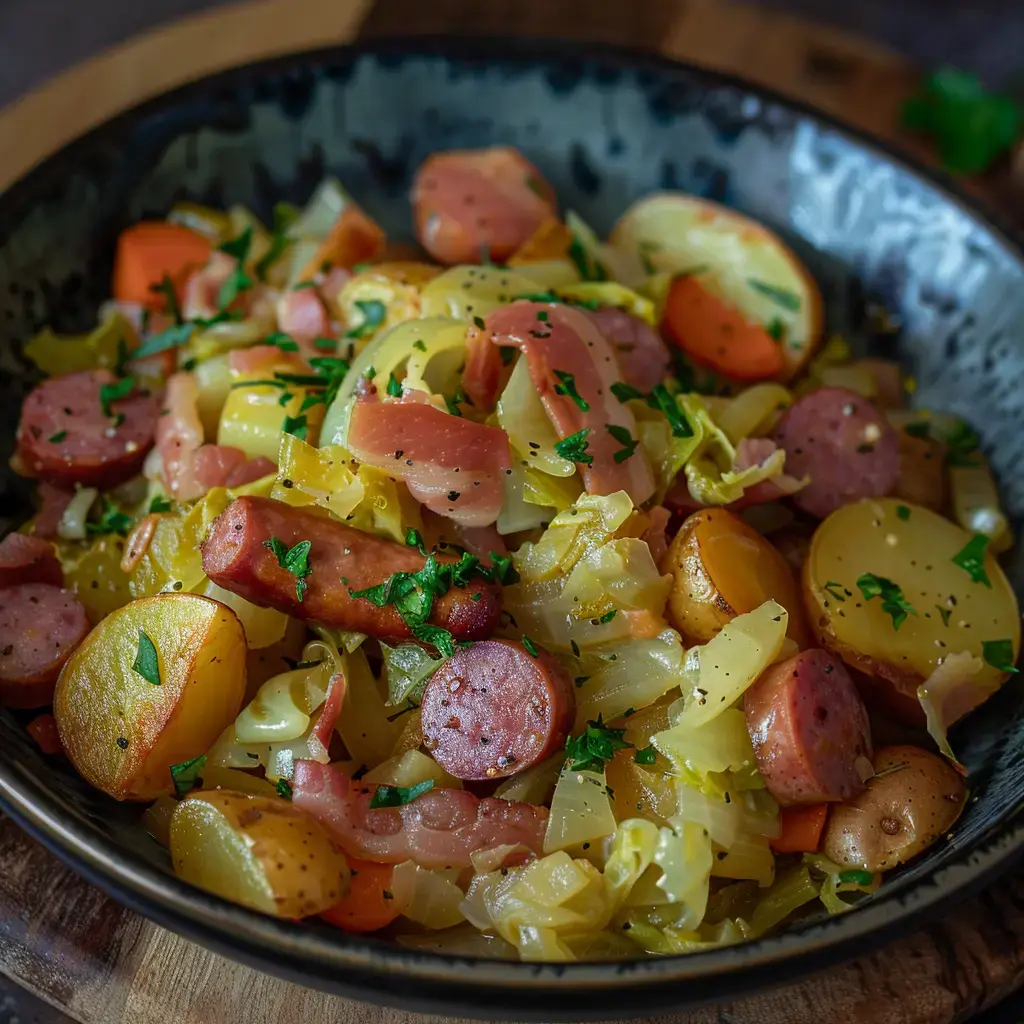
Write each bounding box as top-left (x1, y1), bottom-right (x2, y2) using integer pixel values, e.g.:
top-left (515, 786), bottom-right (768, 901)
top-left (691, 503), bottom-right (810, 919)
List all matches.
top-left (1, 37), bottom-right (1023, 1021)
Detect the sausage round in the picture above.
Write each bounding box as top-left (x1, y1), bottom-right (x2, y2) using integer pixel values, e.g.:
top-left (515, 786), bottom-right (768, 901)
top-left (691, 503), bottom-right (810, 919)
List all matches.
top-left (587, 307), bottom-right (671, 393)
top-left (16, 370), bottom-right (159, 489)
top-left (771, 386), bottom-right (899, 518)
top-left (420, 639), bottom-right (575, 781)
top-left (0, 584), bottom-right (90, 708)
top-left (744, 648), bottom-right (872, 806)
top-left (412, 147), bottom-right (556, 265)
top-left (0, 533), bottom-right (63, 589)
top-left (201, 496), bottom-right (502, 642)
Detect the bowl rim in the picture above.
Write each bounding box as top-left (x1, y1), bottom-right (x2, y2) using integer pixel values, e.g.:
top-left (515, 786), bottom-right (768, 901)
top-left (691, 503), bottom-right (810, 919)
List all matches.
top-left (2, 33), bottom-right (1024, 1020)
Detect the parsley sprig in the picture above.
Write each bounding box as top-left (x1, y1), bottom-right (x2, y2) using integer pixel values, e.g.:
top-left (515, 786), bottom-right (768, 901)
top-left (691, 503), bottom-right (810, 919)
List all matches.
top-left (552, 370), bottom-right (590, 412)
top-left (606, 424), bottom-right (639, 463)
top-left (554, 428), bottom-right (593, 467)
top-left (952, 534), bottom-right (992, 588)
top-left (368, 779), bottom-right (434, 809)
top-left (263, 536), bottom-right (313, 601)
top-left (610, 380), bottom-right (694, 438)
top-left (564, 715), bottom-right (632, 773)
top-left (857, 573), bottom-right (917, 630)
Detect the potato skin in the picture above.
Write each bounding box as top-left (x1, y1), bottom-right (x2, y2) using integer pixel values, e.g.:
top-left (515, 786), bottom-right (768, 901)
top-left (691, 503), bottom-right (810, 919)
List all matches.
top-left (171, 790), bottom-right (351, 918)
top-left (663, 508), bottom-right (808, 648)
top-left (54, 593), bottom-right (246, 801)
top-left (822, 745), bottom-right (965, 872)
top-left (894, 429), bottom-right (946, 512)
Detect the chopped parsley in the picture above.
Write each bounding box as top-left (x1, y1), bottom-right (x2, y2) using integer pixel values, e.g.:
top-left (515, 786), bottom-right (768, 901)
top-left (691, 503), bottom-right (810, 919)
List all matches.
top-left (598, 609), bottom-right (618, 624)
top-left (823, 581), bottom-right (847, 602)
top-left (292, 280), bottom-right (317, 291)
top-left (935, 604), bottom-right (953, 627)
top-left (856, 573), bottom-right (917, 630)
top-left (266, 332), bottom-right (299, 352)
top-left (634, 745), bottom-right (657, 766)
top-left (444, 386), bottom-right (469, 417)
top-left (610, 381), bottom-right (645, 404)
top-left (405, 527), bottom-right (428, 556)
top-left (132, 322), bottom-right (195, 361)
top-left (566, 233), bottom-right (607, 282)
top-left (314, 336), bottom-right (337, 351)
top-left (485, 551), bottom-right (519, 585)
top-left (47, 430), bottom-right (67, 443)
top-left (255, 202), bottom-right (298, 281)
top-left (944, 419), bottom-right (981, 467)
top-left (747, 278), bottom-right (801, 311)
top-left (386, 372), bottom-right (403, 398)
top-left (606, 424), bottom-right (638, 463)
top-left (982, 639), bottom-right (1019, 674)
top-left (148, 496), bottom-right (173, 514)
top-left (368, 779), bottom-right (434, 809)
top-left (86, 497), bottom-right (133, 536)
top-left (565, 715), bottom-right (632, 773)
top-left (344, 299), bottom-right (387, 339)
top-left (281, 413), bottom-right (308, 441)
top-left (766, 316), bottom-right (786, 342)
top-left (263, 536), bottom-right (313, 602)
top-left (132, 629), bottom-right (162, 686)
top-left (553, 370), bottom-right (590, 412)
top-left (99, 375), bottom-right (136, 418)
top-left (514, 290), bottom-right (601, 311)
top-left (647, 384), bottom-right (693, 438)
top-left (896, 504), bottom-right (911, 521)
top-left (412, 339), bottom-right (427, 352)
top-left (169, 753), bottom-right (205, 797)
top-left (521, 635), bottom-right (539, 657)
top-left (473, 316), bottom-right (486, 330)
top-left (276, 778), bottom-right (293, 800)
top-left (500, 347), bottom-right (516, 366)
top-left (837, 869), bottom-right (874, 887)
top-left (952, 534), bottom-right (992, 587)
top-left (150, 273), bottom-right (183, 322)
top-left (554, 428), bottom-right (593, 466)
top-left (216, 227), bottom-right (255, 309)
top-left (904, 421), bottom-right (931, 439)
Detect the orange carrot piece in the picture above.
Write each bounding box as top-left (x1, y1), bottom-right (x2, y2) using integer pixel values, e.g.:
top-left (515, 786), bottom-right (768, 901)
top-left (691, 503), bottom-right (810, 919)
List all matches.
top-left (112, 221), bottom-right (213, 308)
top-left (771, 803), bottom-right (829, 854)
top-left (662, 274), bottom-right (784, 381)
top-left (506, 216), bottom-right (574, 265)
top-left (297, 206), bottom-right (385, 282)
top-left (27, 713), bottom-right (63, 756)
top-left (320, 860), bottom-right (400, 933)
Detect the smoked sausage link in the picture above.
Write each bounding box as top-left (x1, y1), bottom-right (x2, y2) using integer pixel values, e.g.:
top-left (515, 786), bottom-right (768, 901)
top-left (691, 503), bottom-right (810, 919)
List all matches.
top-left (16, 370), bottom-right (158, 489)
top-left (201, 496), bottom-right (501, 641)
top-left (772, 386), bottom-right (899, 519)
top-left (0, 533), bottom-right (63, 589)
top-left (0, 584), bottom-right (89, 708)
top-left (420, 639), bottom-right (575, 780)
top-left (744, 648), bottom-right (872, 806)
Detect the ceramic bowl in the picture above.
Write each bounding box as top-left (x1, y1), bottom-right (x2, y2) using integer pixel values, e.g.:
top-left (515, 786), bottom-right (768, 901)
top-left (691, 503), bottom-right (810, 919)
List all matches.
top-left (1, 37), bottom-right (1023, 1020)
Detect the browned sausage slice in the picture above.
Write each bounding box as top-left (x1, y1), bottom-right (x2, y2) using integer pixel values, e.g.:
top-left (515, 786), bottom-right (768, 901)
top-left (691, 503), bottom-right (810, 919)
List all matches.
top-left (201, 496), bottom-right (501, 642)
top-left (420, 639), bottom-right (574, 780)
top-left (16, 370), bottom-right (159, 489)
top-left (771, 386), bottom-right (899, 518)
top-left (744, 648), bottom-right (872, 806)
top-left (0, 584), bottom-right (89, 708)
top-left (0, 533), bottom-right (63, 589)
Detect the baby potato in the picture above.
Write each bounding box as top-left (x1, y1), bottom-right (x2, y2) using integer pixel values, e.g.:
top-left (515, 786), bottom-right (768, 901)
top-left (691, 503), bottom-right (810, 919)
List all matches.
top-left (170, 790), bottom-right (350, 918)
top-left (803, 498), bottom-right (1020, 699)
top-left (54, 594), bottom-right (246, 801)
top-left (663, 508), bottom-right (809, 648)
top-left (822, 746), bottom-right (965, 871)
top-left (894, 428), bottom-right (946, 512)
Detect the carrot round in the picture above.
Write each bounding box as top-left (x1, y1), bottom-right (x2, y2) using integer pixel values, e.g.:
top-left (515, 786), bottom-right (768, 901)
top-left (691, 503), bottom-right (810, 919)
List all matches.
top-left (662, 274), bottom-right (784, 381)
top-left (113, 221), bottom-right (213, 308)
top-left (771, 803), bottom-right (829, 854)
top-left (320, 860), bottom-right (400, 933)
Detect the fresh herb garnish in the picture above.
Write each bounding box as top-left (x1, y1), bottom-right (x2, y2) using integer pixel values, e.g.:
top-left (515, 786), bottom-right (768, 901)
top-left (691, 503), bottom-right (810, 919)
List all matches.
top-left (473, 316), bottom-right (486, 330)
top-left (935, 604), bottom-right (953, 627)
top-left (513, 290), bottom-right (601, 311)
top-left (554, 428), bottom-right (593, 466)
top-left (314, 336), bottom-right (337, 351)
top-left (856, 573), bottom-right (917, 630)
top-left (266, 332), bottom-right (299, 352)
top-left (150, 273), bottom-right (183, 323)
top-left (276, 778), bottom-right (293, 800)
top-left (169, 753), bottom-right (205, 798)
top-left (837, 869), bottom-right (874, 887)
top-left (368, 779), bottom-right (435, 809)
top-left (567, 233), bottom-right (607, 282)
top-left (132, 322), bottom-right (195, 361)
top-left (522, 635), bottom-right (539, 657)
top-left (606, 424), bottom-right (638, 463)
top-left (553, 370), bottom-right (590, 412)
top-left (444, 386), bottom-right (469, 417)
top-left (132, 629), bottom-right (162, 686)
top-left (766, 317), bottom-right (786, 342)
top-left (344, 299), bottom-right (387, 339)
top-left (281, 413), bottom-right (308, 441)
top-left (982, 639), bottom-right (1019, 674)
top-left (48, 430), bottom-right (67, 443)
top-left (896, 505), bottom-right (911, 521)
top-left (412, 339), bottom-right (427, 352)
top-left (99, 375), bottom-right (136, 418)
top-left (598, 610), bottom-right (617, 624)
top-left (564, 714), bottom-right (632, 773)
top-left (405, 527), bottom-right (428, 556)
top-left (610, 381), bottom-right (645, 403)
top-left (500, 347), bottom-right (516, 366)
top-left (486, 551), bottom-right (519, 585)
top-left (747, 279), bottom-right (801, 311)
top-left (647, 384), bottom-right (693, 438)
top-left (952, 534), bottom-right (992, 587)
top-left (904, 421), bottom-right (931, 439)
top-left (944, 419), bottom-right (981, 467)
top-left (255, 202), bottom-right (298, 281)
top-left (386, 372), bottom-right (403, 398)
top-left (292, 280), bottom-right (317, 291)
top-left (86, 496), bottom-right (133, 536)
top-left (263, 536), bottom-right (313, 602)
top-left (634, 745), bottom-right (657, 765)
top-left (823, 581), bottom-right (847, 602)
top-left (216, 227), bottom-right (255, 309)
top-left (148, 496), bottom-right (172, 514)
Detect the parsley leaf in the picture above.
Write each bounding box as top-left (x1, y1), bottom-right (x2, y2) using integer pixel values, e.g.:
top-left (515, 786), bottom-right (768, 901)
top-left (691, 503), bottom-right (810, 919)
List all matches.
top-left (606, 424), bottom-right (638, 463)
top-left (411, 623), bottom-right (456, 657)
top-left (513, 290), bottom-right (602, 311)
top-left (149, 496), bottom-right (173, 514)
top-left (132, 629), bottom-right (162, 685)
top-left (896, 504), bottom-right (911, 521)
top-left (444, 386), bottom-right (469, 417)
top-left (369, 779), bottom-right (435, 809)
top-left (554, 428), bottom-right (593, 466)
top-left (553, 370), bottom-right (590, 412)
top-left (599, 609), bottom-right (617, 624)
top-left (823, 581), bottom-right (847, 602)
top-left (281, 413), bottom-right (308, 441)
top-left (216, 227), bottom-right (254, 309)
top-left (276, 778), bottom-right (293, 800)
top-left (935, 604), bottom-right (953, 627)
top-left (99, 375), bottom-right (136, 418)
top-left (944, 419), bottom-right (981, 467)
top-left (169, 753), bottom-right (205, 797)
top-left (86, 496), bottom-right (133, 536)
top-left (149, 273), bottom-right (183, 323)
top-left (266, 332), bottom-right (299, 352)
top-left (255, 203), bottom-right (297, 281)
top-left (405, 528), bottom-right (428, 556)
top-left (386, 372), bottom-right (403, 398)
top-left (565, 715), bottom-right (632, 773)
top-left (263, 536), bottom-right (313, 602)
top-left (766, 316), bottom-right (786, 342)
top-left (344, 299), bottom-right (387, 339)
top-left (982, 638), bottom-right (1019, 674)
top-left (521, 635), bottom-right (539, 657)
top-left (48, 430), bottom-right (67, 443)
top-left (747, 279), bottom-right (801, 310)
top-left (610, 381), bottom-right (645, 404)
top-left (647, 384), bottom-right (693, 438)
top-left (634, 745), bottom-right (657, 765)
top-left (952, 534), bottom-right (992, 587)
top-left (857, 573), bottom-right (917, 630)
top-left (566, 233), bottom-right (607, 282)
top-left (487, 551), bottom-right (519, 585)
top-left (132, 322), bottom-right (195, 361)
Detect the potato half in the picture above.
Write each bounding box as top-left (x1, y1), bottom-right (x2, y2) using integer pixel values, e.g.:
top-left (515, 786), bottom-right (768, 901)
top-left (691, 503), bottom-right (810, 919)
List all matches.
top-left (171, 790), bottom-right (350, 918)
top-left (803, 498), bottom-right (1020, 698)
top-left (54, 593), bottom-right (246, 801)
top-left (663, 508), bottom-right (809, 648)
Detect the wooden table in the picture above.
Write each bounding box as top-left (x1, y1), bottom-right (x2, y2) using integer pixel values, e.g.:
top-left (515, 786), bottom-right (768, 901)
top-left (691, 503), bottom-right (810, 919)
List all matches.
top-left (2, 2), bottom-right (1024, 1022)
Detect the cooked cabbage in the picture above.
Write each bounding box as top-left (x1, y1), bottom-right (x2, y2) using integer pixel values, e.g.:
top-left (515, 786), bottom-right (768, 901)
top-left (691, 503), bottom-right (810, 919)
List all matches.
top-left (652, 820), bottom-right (713, 930)
top-left (24, 311), bottom-right (138, 376)
top-left (381, 641), bottom-right (445, 708)
top-left (950, 460), bottom-right (1013, 554)
top-left (233, 659), bottom-right (334, 744)
top-left (363, 749), bottom-right (462, 790)
top-left (390, 861), bottom-right (467, 930)
top-left (338, 647), bottom-right (403, 768)
top-left (544, 766), bottom-right (617, 853)
top-left (497, 358), bottom-right (577, 478)
top-left (916, 650), bottom-right (987, 766)
top-left (715, 383), bottom-right (792, 444)
top-left (493, 753), bottom-right (563, 805)
top-left (58, 487), bottom-right (99, 541)
top-left (419, 265), bottom-right (543, 321)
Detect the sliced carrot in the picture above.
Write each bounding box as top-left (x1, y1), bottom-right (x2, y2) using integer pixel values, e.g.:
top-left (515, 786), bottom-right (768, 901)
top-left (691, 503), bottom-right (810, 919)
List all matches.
top-left (297, 205), bottom-right (385, 282)
top-left (27, 713), bottom-right (63, 756)
top-left (506, 216), bottom-right (574, 265)
top-left (771, 803), bottom-right (829, 854)
top-left (113, 221), bottom-right (213, 308)
top-left (320, 860), bottom-right (400, 933)
top-left (662, 274), bottom-right (784, 381)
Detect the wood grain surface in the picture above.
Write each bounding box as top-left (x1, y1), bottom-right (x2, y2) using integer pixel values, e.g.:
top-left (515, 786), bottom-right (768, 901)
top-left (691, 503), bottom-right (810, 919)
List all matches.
top-left (1, 2), bottom-right (1023, 1023)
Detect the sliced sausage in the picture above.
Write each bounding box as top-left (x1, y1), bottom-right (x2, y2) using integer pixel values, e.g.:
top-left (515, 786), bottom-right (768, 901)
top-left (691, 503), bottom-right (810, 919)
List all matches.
top-left (0, 584), bottom-right (90, 708)
top-left (0, 533), bottom-right (63, 589)
top-left (745, 648), bottom-right (872, 806)
top-left (587, 307), bottom-right (671, 393)
top-left (412, 146), bottom-right (557, 265)
top-left (201, 496), bottom-right (501, 642)
top-left (16, 370), bottom-right (159, 489)
top-left (420, 639), bottom-right (574, 780)
top-left (771, 386), bottom-right (899, 519)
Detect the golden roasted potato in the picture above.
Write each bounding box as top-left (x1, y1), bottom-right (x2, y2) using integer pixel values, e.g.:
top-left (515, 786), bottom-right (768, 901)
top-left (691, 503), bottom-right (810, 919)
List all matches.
top-left (58, 535), bottom-right (133, 622)
top-left (662, 508), bottom-right (809, 648)
top-left (803, 499), bottom-right (1020, 699)
top-left (170, 790), bottom-right (350, 918)
top-left (822, 746), bottom-right (965, 871)
top-left (54, 594), bottom-right (246, 801)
